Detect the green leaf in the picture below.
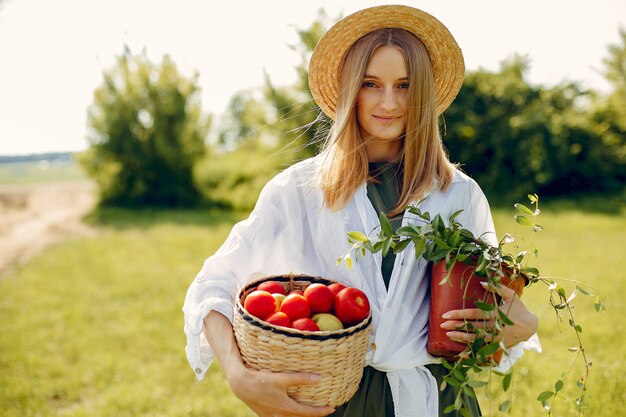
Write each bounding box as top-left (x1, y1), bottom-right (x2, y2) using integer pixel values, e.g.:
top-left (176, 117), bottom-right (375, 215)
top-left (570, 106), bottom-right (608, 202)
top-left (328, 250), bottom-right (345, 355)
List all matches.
top-left (432, 214), bottom-right (444, 233)
top-left (347, 231), bottom-right (368, 242)
top-left (475, 301), bottom-right (495, 312)
top-left (393, 238), bottom-right (411, 254)
top-left (498, 308), bottom-right (515, 326)
top-left (576, 285), bottom-right (593, 296)
top-left (514, 214), bottom-right (533, 226)
top-left (450, 229), bottom-right (461, 248)
top-left (594, 296), bottom-right (606, 312)
top-left (443, 376), bottom-right (461, 387)
top-left (514, 203), bottom-right (534, 216)
top-left (499, 400), bottom-right (510, 413)
top-left (468, 380), bottom-right (487, 388)
top-left (443, 404), bottom-right (457, 414)
top-left (449, 209), bottom-right (464, 222)
top-left (460, 408), bottom-right (472, 417)
top-left (454, 395), bottom-right (463, 410)
top-left (345, 257), bottom-right (353, 270)
top-left (477, 342), bottom-right (500, 356)
top-left (501, 233), bottom-right (515, 244)
top-left (462, 385), bottom-right (476, 398)
top-left (528, 194), bottom-right (538, 204)
top-left (537, 391), bottom-right (554, 402)
top-left (440, 358), bottom-right (454, 371)
top-left (380, 212), bottom-right (393, 235)
top-left (381, 237), bottom-right (392, 257)
top-left (555, 379), bottom-right (564, 392)
top-left (503, 372), bottom-right (512, 391)
top-left (413, 237), bottom-right (426, 259)
top-left (520, 266), bottom-right (539, 277)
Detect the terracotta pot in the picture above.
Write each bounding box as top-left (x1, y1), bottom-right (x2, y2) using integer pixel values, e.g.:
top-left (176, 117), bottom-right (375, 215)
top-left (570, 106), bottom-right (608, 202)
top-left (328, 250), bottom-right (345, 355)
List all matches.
top-left (427, 260), bottom-right (526, 362)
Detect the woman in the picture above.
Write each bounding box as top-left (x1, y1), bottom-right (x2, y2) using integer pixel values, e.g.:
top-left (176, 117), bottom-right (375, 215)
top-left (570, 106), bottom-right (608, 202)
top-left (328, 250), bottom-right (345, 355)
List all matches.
top-left (183, 5), bottom-right (540, 417)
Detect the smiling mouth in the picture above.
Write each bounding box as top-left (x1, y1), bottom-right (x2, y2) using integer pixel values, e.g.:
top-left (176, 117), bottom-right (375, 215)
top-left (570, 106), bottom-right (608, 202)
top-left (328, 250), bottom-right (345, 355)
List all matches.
top-left (373, 115), bottom-right (400, 121)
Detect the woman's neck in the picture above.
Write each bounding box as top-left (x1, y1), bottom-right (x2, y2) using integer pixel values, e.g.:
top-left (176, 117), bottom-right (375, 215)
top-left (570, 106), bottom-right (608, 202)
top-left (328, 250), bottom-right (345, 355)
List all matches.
top-left (365, 139), bottom-right (402, 162)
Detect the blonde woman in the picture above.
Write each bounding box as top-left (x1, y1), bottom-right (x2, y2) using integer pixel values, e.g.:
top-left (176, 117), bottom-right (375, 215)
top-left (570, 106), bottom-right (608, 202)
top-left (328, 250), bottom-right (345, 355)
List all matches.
top-left (183, 5), bottom-right (540, 417)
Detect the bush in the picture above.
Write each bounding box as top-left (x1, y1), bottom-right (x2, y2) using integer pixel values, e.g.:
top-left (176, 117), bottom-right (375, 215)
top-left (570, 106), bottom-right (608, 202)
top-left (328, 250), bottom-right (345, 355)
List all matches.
top-left (81, 51), bottom-right (210, 207)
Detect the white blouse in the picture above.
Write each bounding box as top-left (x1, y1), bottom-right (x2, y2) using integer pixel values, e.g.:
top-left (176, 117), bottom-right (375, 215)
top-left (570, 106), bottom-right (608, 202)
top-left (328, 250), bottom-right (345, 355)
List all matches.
top-left (182, 155), bottom-right (541, 417)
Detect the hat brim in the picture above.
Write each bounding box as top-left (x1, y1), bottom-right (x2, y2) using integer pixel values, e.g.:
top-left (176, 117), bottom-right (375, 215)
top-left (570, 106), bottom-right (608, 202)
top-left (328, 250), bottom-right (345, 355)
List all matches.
top-left (308, 5), bottom-right (464, 120)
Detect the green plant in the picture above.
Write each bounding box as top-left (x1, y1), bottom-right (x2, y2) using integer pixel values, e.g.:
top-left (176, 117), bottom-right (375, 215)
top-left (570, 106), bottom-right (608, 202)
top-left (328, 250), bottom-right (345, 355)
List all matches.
top-left (339, 195), bottom-right (605, 416)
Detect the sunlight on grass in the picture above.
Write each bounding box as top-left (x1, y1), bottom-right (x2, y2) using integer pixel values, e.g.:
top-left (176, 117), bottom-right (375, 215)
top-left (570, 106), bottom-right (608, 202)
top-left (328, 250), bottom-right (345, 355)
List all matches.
top-left (1, 199), bottom-right (624, 416)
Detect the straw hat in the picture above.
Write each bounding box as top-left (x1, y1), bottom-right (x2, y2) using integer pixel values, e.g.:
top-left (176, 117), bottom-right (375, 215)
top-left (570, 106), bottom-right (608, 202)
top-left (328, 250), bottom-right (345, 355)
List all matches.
top-left (308, 5), bottom-right (464, 119)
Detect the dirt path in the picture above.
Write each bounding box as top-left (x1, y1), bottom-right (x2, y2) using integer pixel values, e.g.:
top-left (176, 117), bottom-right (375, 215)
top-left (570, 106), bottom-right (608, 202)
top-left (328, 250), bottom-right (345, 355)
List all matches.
top-left (0, 181), bottom-right (97, 275)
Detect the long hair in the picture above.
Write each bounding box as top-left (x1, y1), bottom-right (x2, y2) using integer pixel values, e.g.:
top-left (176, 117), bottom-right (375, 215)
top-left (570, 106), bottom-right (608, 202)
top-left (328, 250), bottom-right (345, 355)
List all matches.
top-left (318, 28), bottom-right (455, 217)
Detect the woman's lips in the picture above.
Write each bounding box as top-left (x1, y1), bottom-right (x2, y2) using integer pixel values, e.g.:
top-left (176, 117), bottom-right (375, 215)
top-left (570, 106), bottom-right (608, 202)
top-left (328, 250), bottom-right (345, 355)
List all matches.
top-left (373, 115), bottom-right (400, 121)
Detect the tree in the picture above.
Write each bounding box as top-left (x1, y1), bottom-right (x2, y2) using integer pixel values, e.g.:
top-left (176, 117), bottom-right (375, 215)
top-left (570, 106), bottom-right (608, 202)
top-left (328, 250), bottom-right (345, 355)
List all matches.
top-left (216, 10), bottom-right (332, 156)
top-left (196, 12), bottom-right (332, 210)
top-left (81, 49), bottom-right (210, 207)
top-left (588, 28), bottom-right (626, 191)
top-left (443, 55), bottom-right (624, 201)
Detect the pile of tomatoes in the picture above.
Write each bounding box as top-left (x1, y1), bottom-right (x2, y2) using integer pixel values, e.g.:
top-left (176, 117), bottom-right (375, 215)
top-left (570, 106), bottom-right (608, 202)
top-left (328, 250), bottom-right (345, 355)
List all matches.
top-left (243, 280), bottom-right (371, 332)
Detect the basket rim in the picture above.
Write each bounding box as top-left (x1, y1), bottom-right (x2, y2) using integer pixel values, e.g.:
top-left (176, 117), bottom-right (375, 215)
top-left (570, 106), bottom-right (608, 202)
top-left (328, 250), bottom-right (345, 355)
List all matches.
top-left (236, 274), bottom-right (372, 340)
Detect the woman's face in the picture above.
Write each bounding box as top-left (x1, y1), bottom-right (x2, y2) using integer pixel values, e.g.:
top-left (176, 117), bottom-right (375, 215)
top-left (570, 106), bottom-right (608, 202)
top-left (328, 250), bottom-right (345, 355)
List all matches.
top-left (356, 45), bottom-right (409, 160)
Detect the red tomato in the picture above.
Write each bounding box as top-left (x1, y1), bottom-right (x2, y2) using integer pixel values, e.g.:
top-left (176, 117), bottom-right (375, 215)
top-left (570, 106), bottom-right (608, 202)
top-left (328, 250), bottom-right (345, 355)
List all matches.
top-left (256, 280), bottom-right (286, 295)
top-left (265, 312), bottom-right (291, 328)
top-left (292, 318), bottom-right (320, 332)
top-left (334, 287), bottom-right (370, 326)
top-left (303, 283), bottom-right (334, 314)
top-left (244, 290), bottom-right (277, 320)
top-left (279, 294), bottom-right (311, 321)
top-left (328, 282), bottom-right (347, 298)
top-left (289, 289), bottom-right (304, 296)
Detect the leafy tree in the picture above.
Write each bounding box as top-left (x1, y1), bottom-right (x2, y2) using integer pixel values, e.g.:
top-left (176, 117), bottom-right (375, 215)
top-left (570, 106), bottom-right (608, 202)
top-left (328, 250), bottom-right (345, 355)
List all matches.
top-left (81, 49), bottom-right (210, 207)
top-left (197, 12), bottom-right (332, 209)
top-left (587, 28), bottom-right (626, 191)
top-left (443, 55), bottom-right (624, 201)
top-left (216, 10), bottom-right (331, 155)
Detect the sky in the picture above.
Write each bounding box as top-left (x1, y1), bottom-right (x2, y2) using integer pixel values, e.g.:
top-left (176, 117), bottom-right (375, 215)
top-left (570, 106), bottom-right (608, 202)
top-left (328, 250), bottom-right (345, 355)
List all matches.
top-left (0, 0), bottom-right (624, 156)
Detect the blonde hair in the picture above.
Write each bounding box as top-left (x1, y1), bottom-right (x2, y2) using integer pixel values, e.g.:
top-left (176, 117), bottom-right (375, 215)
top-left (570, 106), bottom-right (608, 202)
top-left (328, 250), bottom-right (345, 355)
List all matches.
top-left (318, 28), bottom-right (455, 217)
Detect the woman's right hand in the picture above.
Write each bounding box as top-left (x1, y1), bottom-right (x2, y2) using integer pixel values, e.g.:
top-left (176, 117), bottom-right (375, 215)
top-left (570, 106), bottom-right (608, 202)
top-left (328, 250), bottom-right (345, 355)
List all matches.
top-left (204, 311), bottom-right (335, 417)
top-left (227, 365), bottom-right (336, 417)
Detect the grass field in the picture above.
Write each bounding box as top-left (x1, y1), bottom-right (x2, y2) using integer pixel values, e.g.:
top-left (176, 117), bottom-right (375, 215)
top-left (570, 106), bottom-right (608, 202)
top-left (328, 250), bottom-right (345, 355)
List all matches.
top-left (0, 197), bottom-right (624, 416)
top-left (0, 159), bottom-right (87, 185)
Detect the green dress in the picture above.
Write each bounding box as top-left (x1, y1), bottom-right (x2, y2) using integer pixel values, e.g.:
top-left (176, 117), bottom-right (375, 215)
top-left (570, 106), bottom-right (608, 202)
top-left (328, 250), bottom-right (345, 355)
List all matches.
top-left (329, 162), bottom-right (482, 417)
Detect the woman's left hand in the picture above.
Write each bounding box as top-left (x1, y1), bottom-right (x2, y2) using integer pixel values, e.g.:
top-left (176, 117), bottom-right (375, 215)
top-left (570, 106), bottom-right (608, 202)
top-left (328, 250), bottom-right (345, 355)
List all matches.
top-left (440, 282), bottom-right (538, 348)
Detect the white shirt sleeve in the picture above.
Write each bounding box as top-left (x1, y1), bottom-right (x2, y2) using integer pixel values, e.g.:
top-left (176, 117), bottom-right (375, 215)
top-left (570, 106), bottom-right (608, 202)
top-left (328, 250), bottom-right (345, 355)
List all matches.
top-left (182, 171), bottom-right (303, 380)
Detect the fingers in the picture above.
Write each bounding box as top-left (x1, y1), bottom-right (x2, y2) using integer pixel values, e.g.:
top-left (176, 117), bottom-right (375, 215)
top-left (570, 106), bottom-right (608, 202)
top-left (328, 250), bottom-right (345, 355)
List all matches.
top-left (267, 372), bottom-right (336, 416)
top-left (442, 308), bottom-right (494, 321)
top-left (445, 330), bottom-right (498, 344)
top-left (234, 370), bottom-right (335, 417)
top-left (274, 372), bottom-right (322, 388)
top-left (440, 319), bottom-right (495, 331)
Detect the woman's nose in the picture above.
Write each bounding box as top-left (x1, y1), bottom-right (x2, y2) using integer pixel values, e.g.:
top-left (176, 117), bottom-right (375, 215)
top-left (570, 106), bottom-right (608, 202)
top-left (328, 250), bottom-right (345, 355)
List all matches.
top-left (380, 88), bottom-right (399, 111)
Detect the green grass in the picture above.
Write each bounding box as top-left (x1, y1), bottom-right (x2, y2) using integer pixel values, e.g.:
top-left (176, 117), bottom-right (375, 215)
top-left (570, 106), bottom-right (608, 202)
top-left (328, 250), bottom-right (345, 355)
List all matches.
top-left (0, 197), bottom-right (624, 416)
top-left (0, 160), bottom-right (87, 185)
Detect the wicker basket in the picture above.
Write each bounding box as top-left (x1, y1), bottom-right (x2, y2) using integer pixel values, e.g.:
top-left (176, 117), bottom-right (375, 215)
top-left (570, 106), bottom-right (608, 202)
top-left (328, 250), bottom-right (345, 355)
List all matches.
top-left (233, 274), bottom-right (372, 407)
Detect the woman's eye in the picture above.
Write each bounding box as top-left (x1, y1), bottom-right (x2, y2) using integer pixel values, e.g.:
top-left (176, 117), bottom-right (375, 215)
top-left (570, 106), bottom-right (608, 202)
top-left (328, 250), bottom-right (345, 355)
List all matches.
top-left (398, 82), bottom-right (410, 89)
top-left (362, 81), bottom-right (377, 88)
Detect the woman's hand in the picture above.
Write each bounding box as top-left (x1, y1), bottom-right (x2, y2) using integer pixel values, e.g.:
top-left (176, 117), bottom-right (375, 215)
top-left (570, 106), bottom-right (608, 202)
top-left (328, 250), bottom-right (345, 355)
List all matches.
top-left (440, 282), bottom-right (538, 348)
top-left (228, 366), bottom-right (335, 417)
top-left (204, 311), bottom-right (335, 417)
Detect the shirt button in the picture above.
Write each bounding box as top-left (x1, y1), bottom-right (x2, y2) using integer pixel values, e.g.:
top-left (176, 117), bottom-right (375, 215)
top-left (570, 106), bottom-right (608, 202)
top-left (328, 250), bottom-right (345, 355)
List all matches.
top-left (195, 368), bottom-right (202, 374)
top-left (371, 343), bottom-right (377, 350)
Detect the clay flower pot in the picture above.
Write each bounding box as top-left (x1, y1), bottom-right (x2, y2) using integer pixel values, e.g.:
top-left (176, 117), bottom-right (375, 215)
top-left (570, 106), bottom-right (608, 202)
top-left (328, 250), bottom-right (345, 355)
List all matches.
top-left (427, 260), bottom-right (526, 361)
